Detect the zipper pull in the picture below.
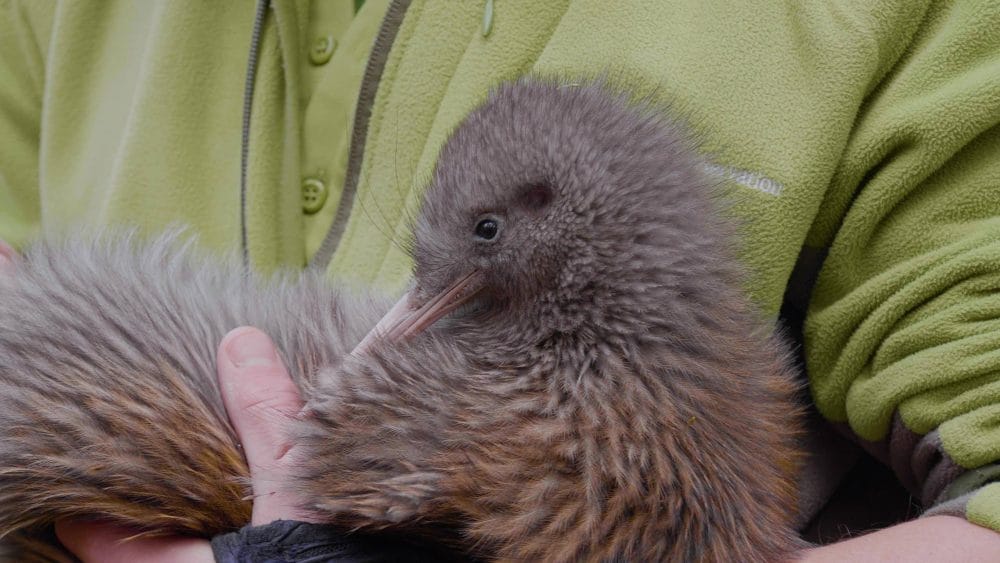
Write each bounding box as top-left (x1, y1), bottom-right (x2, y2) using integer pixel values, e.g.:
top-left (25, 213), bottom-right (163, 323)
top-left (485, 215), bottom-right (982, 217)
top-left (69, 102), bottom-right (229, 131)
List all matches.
top-left (482, 0), bottom-right (494, 37)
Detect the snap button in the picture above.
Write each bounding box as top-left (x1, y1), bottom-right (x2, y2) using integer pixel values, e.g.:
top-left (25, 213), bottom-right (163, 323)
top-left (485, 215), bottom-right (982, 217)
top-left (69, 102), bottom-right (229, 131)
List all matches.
top-left (301, 178), bottom-right (328, 214)
top-left (309, 35), bottom-right (337, 65)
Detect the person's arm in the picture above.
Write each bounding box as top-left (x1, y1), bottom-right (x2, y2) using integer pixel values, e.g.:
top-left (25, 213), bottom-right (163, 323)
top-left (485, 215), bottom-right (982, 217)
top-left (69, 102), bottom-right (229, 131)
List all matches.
top-left (802, 0), bottom-right (1000, 533)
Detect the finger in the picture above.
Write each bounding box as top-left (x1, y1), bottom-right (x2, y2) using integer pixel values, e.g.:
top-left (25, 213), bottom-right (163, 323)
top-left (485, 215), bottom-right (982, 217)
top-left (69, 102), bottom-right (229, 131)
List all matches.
top-left (217, 326), bottom-right (307, 524)
top-left (0, 239), bottom-right (16, 273)
top-left (218, 326), bottom-right (302, 464)
top-left (55, 521), bottom-right (213, 563)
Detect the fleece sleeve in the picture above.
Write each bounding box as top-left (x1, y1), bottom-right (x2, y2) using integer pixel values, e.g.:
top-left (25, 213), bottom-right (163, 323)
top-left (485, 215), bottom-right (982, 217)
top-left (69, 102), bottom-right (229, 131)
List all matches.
top-left (0, 0), bottom-right (52, 248)
top-left (804, 0), bottom-right (1000, 530)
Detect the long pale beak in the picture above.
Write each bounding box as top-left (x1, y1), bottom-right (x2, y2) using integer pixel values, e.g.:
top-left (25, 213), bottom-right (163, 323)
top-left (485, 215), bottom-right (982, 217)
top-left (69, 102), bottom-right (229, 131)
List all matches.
top-left (352, 270), bottom-right (481, 356)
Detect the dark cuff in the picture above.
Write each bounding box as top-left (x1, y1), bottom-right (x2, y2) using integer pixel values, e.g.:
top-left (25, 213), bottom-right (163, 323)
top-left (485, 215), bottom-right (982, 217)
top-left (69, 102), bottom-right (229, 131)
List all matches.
top-left (210, 519), bottom-right (448, 563)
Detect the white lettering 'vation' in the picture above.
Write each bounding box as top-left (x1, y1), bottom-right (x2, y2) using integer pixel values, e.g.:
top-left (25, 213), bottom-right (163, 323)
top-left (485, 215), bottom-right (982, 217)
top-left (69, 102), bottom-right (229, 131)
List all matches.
top-left (703, 163), bottom-right (784, 196)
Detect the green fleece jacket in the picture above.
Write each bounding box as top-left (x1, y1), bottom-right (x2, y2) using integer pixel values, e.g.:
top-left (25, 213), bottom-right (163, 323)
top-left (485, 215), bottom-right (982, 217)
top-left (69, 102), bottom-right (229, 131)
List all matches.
top-left (1, 0), bottom-right (999, 533)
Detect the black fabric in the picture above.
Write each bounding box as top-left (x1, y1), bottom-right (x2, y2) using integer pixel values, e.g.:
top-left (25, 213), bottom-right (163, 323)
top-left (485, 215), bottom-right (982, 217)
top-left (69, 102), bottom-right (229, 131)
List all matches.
top-left (210, 520), bottom-right (456, 563)
top-left (801, 454), bottom-right (921, 545)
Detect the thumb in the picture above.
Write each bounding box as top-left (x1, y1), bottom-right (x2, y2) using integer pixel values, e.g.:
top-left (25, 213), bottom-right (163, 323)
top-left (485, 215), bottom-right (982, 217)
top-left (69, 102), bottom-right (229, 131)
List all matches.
top-left (217, 326), bottom-right (305, 524)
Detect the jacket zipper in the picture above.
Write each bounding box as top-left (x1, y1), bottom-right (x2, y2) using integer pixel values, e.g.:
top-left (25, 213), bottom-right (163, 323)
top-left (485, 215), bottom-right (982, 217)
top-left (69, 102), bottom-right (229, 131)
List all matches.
top-left (308, 0), bottom-right (413, 271)
top-left (239, 0), bottom-right (412, 271)
top-left (239, 0), bottom-right (272, 268)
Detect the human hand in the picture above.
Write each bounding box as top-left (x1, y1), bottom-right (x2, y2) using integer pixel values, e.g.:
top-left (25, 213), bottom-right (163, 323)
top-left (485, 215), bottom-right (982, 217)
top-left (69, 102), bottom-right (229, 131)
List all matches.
top-left (797, 515), bottom-right (1000, 562)
top-left (55, 326), bottom-right (311, 562)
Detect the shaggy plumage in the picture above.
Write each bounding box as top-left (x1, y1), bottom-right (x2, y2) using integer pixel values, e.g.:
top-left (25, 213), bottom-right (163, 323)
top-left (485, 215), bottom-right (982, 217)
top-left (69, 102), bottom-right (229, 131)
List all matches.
top-left (0, 80), bottom-right (803, 562)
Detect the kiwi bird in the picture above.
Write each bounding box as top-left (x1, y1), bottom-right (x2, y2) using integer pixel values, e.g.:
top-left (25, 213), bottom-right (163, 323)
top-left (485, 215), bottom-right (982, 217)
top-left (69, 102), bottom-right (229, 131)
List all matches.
top-left (0, 80), bottom-right (804, 562)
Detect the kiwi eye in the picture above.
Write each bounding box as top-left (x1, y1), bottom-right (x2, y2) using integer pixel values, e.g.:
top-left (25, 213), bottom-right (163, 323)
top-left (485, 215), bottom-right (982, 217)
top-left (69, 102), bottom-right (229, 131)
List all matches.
top-left (474, 218), bottom-right (499, 240)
